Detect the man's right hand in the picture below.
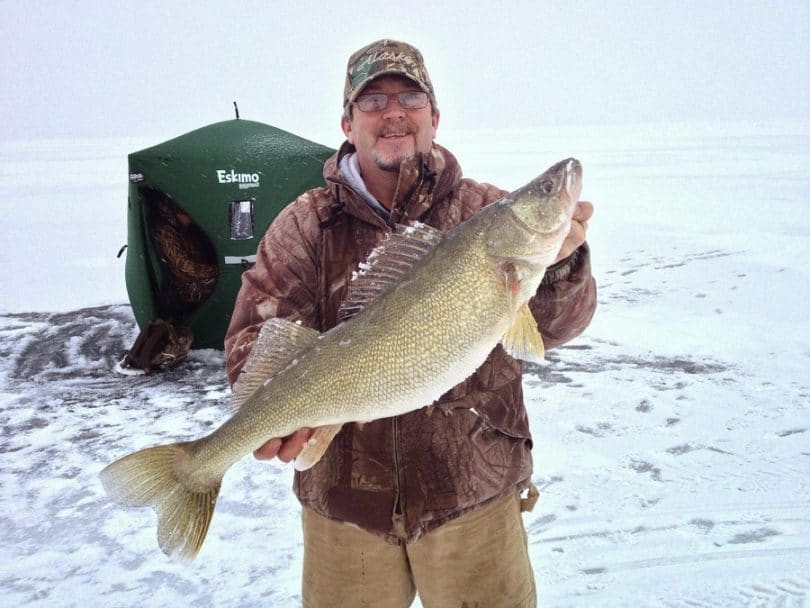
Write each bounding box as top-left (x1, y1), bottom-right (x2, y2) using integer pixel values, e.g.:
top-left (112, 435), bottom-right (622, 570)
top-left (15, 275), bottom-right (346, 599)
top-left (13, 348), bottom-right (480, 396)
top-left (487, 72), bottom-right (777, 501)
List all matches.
top-left (253, 428), bottom-right (313, 463)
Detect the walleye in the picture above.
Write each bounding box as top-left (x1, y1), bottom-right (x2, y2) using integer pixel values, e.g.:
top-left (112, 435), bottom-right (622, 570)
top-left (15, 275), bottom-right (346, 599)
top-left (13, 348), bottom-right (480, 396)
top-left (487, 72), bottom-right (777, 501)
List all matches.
top-left (100, 158), bottom-right (583, 561)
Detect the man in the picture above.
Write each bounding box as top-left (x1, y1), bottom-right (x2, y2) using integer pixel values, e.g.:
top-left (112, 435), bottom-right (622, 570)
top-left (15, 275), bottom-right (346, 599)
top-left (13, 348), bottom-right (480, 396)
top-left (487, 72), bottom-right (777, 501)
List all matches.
top-left (225, 39), bottom-right (596, 608)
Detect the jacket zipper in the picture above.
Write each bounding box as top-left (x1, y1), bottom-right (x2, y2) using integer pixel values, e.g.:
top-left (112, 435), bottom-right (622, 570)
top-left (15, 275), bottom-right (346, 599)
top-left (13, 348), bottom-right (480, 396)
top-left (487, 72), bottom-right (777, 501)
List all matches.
top-left (392, 417), bottom-right (404, 516)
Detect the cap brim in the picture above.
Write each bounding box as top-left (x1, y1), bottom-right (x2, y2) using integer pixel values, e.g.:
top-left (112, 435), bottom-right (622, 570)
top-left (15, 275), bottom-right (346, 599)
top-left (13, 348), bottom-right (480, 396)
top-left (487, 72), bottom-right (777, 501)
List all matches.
top-left (345, 71), bottom-right (433, 107)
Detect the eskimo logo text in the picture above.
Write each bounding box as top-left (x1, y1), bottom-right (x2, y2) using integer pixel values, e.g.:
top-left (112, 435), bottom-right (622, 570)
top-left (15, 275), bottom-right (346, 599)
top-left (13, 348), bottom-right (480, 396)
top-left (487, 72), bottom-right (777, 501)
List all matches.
top-left (217, 170), bottom-right (260, 189)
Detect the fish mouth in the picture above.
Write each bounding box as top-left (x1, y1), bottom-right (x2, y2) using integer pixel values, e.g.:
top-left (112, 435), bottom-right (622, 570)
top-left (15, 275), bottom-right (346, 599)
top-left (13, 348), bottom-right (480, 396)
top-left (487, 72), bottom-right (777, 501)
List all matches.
top-left (562, 158), bottom-right (583, 201)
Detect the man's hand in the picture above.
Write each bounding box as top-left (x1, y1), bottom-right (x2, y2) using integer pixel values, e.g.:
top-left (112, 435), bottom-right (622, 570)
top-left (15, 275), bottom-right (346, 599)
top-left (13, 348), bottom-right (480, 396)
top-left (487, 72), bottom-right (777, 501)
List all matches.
top-left (253, 428), bottom-right (313, 462)
top-left (554, 200), bottom-right (593, 263)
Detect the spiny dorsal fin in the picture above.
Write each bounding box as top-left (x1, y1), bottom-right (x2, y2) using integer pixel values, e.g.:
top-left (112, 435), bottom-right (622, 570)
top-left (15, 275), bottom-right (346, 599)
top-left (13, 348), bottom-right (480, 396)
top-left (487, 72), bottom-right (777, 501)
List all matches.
top-left (229, 318), bottom-right (320, 412)
top-left (501, 302), bottom-right (546, 364)
top-left (339, 222), bottom-right (443, 321)
top-left (294, 423), bottom-right (344, 471)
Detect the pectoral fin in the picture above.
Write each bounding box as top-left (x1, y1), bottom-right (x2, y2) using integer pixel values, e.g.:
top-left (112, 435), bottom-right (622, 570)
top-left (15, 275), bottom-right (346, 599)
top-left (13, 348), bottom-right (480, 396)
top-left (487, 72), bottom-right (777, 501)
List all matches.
top-left (294, 424), bottom-right (344, 471)
top-left (501, 303), bottom-right (545, 364)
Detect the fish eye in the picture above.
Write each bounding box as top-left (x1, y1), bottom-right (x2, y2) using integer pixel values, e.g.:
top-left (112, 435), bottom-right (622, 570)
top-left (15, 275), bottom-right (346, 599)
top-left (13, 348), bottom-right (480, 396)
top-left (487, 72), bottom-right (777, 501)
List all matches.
top-left (540, 180), bottom-right (554, 194)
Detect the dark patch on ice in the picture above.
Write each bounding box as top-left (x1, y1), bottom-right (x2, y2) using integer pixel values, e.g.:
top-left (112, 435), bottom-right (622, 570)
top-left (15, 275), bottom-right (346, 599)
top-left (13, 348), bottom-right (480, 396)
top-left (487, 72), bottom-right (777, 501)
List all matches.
top-left (777, 428), bottom-right (806, 437)
top-left (0, 305), bottom-right (230, 467)
top-left (690, 518), bottom-right (715, 532)
top-left (537, 372), bottom-right (575, 384)
top-left (528, 513), bottom-right (557, 534)
top-left (661, 358), bottom-right (727, 374)
top-left (22, 416), bottom-right (48, 430)
top-left (635, 399), bottom-right (653, 412)
top-left (2, 306), bottom-right (226, 387)
top-left (652, 249), bottom-right (738, 270)
top-left (538, 521), bottom-right (682, 545)
top-left (666, 443), bottom-right (733, 457)
top-left (667, 443), bottom-right (697, 456)
top-left (606, 287), bottom-right (660, 303)
top-left (73, 428), bottom-right (103, 441)
top-left (525, 349), bottom-right (729, 381)
top-left (727, 527), bottom-right (780, 544)
top-left (534, 475), bottom-right (564, 491)
top-left (4, 305), bottom-right (136, 381)
top-left (666, 417), bottom-right (680, 426)
top-left (582, 567), bottom-right (607, 575)
top-left (576, 422), bottom-right (613, 437)
top-left (560, 344), bottom-right (592, 351)
top-left (629, 460), bottom-right (663, 482)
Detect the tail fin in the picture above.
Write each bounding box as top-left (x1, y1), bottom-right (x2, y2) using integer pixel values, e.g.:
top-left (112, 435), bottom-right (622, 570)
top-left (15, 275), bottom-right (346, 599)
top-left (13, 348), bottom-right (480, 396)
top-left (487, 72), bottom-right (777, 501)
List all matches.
top-left (99, 442), bottom-right (221, 562)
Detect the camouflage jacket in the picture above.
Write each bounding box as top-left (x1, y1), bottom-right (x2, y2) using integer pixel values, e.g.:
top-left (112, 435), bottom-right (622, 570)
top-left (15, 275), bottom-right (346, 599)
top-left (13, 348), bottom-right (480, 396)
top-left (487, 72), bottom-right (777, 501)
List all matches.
top-left (224, 142), bottom-right (597, 544)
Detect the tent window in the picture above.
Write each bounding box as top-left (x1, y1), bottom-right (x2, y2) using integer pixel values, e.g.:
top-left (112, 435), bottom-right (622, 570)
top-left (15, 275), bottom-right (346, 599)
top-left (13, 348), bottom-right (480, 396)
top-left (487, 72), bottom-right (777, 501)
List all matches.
top-left (229, 200), bottom-right (254, 240)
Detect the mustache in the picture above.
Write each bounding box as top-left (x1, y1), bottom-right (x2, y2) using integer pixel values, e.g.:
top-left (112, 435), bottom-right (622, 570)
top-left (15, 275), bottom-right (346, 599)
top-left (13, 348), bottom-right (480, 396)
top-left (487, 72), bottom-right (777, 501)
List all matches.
top-left (378, 122), bottom-right (415, 137)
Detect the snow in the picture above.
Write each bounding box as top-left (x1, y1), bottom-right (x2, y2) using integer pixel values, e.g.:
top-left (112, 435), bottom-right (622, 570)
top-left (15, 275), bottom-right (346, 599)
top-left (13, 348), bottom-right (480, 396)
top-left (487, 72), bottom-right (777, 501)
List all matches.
top-left (1, 121), bottom-right (809, 606)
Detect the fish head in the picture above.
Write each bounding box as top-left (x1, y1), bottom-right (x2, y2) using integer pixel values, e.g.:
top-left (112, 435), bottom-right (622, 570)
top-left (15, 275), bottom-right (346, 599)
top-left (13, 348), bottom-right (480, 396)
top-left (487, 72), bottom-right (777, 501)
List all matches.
top-left (487, 158), bottom-right (582, 267)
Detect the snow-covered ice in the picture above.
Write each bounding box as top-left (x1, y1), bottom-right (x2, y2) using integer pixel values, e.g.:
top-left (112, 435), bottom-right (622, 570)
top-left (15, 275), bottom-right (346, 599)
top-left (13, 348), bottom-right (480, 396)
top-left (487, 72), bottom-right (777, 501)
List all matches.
top-left (1, 121), bottom-right (809, 606)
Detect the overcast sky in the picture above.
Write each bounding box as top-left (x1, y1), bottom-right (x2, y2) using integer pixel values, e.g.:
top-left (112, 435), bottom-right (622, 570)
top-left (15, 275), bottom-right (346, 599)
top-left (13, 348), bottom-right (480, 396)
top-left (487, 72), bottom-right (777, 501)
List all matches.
top-left (2, 1), bottom-right (808, 144)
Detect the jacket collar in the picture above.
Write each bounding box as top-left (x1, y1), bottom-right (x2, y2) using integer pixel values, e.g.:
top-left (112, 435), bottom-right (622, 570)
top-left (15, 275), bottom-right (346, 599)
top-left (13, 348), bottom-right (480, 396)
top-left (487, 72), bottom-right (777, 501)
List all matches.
top-left (322, 140), bottom-right (462, 228)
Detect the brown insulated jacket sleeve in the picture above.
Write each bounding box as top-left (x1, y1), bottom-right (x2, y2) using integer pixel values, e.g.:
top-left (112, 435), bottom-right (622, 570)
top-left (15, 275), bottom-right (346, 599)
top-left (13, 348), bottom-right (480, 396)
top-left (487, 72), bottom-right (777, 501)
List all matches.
top-left (531, 242), bottom-right (597, 350)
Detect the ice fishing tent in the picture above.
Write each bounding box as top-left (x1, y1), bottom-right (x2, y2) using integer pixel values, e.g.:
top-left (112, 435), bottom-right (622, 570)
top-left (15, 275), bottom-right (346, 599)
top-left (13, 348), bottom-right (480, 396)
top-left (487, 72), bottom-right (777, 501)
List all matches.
top-left (125, 119), bottom-right (334, 351)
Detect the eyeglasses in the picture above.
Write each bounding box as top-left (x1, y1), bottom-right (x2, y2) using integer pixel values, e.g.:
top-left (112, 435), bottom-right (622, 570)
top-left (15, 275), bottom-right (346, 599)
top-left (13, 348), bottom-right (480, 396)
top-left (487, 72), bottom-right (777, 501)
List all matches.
top-left (353, 91), bottom-right (429, 112)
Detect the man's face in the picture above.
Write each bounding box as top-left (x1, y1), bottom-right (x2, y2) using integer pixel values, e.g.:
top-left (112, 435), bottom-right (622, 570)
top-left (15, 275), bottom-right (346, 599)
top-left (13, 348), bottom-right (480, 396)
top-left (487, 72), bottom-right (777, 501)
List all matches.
top-left (341, 75), bottom-right (440, 174)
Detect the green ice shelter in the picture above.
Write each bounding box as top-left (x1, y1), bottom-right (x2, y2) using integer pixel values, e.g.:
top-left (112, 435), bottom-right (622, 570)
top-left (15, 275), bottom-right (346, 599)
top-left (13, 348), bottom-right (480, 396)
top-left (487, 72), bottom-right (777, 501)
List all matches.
top-left (125, 119), bottom-right (334, 349)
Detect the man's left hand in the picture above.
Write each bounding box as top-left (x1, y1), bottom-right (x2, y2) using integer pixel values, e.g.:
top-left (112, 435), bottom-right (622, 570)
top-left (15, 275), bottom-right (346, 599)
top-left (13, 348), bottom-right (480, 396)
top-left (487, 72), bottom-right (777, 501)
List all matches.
top-left (554, 200), bottom-right (593, 263)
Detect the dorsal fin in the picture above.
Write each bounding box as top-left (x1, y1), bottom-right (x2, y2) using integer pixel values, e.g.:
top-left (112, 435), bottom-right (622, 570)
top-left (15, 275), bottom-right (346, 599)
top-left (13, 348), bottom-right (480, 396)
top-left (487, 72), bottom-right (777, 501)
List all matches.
top-left (339, 222), bottom-right (443, 321)
top-left (229, 318), bottom-right (320, 411)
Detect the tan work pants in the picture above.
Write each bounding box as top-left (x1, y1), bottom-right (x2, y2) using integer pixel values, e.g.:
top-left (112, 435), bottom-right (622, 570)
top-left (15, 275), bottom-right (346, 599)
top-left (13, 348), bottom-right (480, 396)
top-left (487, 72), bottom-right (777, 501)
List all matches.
top-left (301, 491), bottom-right (538, 608)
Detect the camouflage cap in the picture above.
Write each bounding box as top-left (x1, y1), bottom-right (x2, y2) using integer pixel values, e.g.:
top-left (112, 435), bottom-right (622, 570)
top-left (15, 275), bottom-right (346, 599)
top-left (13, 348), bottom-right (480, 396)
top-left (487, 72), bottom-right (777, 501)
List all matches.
top-left (343, 39), bottom-right (436, 108)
